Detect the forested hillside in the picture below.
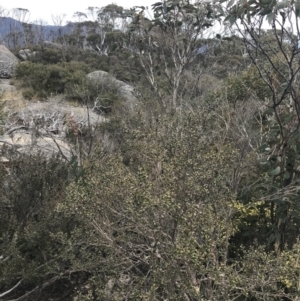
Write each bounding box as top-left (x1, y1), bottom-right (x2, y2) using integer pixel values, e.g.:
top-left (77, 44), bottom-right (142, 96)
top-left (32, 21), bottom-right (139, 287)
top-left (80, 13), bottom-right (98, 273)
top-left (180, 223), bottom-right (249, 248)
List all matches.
top-left (1, 0), bottom-right (300, 300)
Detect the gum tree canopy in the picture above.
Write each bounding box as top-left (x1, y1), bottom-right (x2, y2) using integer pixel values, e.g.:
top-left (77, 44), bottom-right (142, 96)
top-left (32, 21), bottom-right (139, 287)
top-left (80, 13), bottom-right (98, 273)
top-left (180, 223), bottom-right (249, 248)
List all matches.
top-left (218, 0), bottom-right (300, 255)
top-left (127, 0), bottom-right (220, 110)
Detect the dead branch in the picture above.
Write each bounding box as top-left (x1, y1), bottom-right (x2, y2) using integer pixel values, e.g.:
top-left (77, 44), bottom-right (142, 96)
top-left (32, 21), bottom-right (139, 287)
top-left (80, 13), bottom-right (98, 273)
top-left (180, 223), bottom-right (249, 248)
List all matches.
top-left (0, 279), bottom-right (23, 299)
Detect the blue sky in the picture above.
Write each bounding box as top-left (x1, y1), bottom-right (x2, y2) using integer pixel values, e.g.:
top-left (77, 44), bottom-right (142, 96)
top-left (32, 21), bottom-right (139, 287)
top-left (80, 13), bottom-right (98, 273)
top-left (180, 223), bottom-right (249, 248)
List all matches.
top-left (1, 0), bottom-right (155, 24)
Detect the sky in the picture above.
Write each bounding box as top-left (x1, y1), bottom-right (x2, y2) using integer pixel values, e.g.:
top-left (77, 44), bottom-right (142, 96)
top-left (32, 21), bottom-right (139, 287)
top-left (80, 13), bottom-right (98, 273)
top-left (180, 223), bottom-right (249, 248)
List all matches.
top-left (1, 0), bottom-right (155, 24)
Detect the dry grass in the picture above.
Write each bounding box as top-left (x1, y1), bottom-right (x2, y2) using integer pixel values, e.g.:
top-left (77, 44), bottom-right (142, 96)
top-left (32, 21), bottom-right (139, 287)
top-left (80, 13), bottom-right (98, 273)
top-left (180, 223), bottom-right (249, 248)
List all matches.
top-left (1, 91), bottom-right (29, 112)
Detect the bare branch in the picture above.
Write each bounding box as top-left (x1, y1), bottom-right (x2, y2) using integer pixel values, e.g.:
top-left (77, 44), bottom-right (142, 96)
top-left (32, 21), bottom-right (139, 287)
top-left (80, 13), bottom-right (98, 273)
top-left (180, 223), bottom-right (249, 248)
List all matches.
top-left (0, 279), bottom-right (23, 298)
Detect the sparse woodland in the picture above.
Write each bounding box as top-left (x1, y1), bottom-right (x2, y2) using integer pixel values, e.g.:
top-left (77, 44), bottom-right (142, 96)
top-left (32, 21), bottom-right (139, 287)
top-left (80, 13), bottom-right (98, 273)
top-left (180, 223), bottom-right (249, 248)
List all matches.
top-left (2, 0), bottom-right (300, 300)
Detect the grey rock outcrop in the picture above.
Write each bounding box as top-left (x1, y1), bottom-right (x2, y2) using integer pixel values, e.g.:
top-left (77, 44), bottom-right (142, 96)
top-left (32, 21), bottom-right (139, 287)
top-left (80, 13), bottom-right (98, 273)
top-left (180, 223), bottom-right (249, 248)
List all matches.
top-left (0, 99), bottom-right (106, 160)
top-left (0, 131), bottom-right (72, 159)
top-left (18, 49), bottom-right (32, 61)
top-left (0, 79), bottom-right (16, 94)
top-left (0, 83), bottom-right (16, 94)
top-left (0, 45), bottom-right (19, 78)
top-left (86, 70), bottom-right (137, 102)
top-left (18, 49), bottom-right (40, 61)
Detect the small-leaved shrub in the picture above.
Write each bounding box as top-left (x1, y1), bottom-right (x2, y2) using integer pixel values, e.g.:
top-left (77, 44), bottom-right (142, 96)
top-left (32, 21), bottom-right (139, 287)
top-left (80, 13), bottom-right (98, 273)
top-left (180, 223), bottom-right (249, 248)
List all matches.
top-left (15, 61), bottom-right (90, 99)
top-left (22, 88), bottom-right (35, 100)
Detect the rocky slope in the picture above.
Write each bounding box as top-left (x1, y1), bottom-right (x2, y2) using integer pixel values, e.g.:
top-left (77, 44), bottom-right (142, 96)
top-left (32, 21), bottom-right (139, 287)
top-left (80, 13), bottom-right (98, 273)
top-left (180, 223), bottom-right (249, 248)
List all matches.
top-left (0, 45), bottom-right (19, 78)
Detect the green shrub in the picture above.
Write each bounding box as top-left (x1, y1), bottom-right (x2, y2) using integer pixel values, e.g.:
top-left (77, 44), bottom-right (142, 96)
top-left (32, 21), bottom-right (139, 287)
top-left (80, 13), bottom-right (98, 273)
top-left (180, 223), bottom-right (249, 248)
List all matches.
top-left (71, 77), bottom-right (121, 107)
top-left (15, 61), bottom-right (35, 79)
top-left (0, 153), bottom-right (75, 300)
top-left (204, 66), bottom-right (271, 107)
top-left (40, 48), bottom-right (64, 64)
top-left (22, 88), bottom-right (35, 100)
top-left (15, 61), bottom-right (91, 98)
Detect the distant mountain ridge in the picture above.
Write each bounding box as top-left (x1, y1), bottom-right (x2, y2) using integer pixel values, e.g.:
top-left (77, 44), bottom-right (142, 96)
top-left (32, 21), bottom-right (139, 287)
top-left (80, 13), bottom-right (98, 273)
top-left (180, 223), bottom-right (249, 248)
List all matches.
top-left (0, 17), bottom-right (85, 49)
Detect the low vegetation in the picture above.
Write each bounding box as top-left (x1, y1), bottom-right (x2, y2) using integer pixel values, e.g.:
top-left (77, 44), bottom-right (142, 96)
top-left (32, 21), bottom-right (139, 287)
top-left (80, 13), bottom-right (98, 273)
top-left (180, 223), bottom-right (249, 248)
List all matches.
top-left (1, 0), bottom-right (300, 300)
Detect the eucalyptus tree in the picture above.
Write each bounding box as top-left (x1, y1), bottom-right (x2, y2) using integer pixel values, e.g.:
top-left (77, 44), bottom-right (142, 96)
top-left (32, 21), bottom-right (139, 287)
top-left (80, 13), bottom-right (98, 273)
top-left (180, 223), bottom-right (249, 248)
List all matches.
top-left (217, 0), bottom-right (300, 254)
top-left (51, 13), bottom-right (67, 43)
top-left (128, 0), bottom-right (220, 111)
top-left (85, 5), bottom-right (126, 55)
